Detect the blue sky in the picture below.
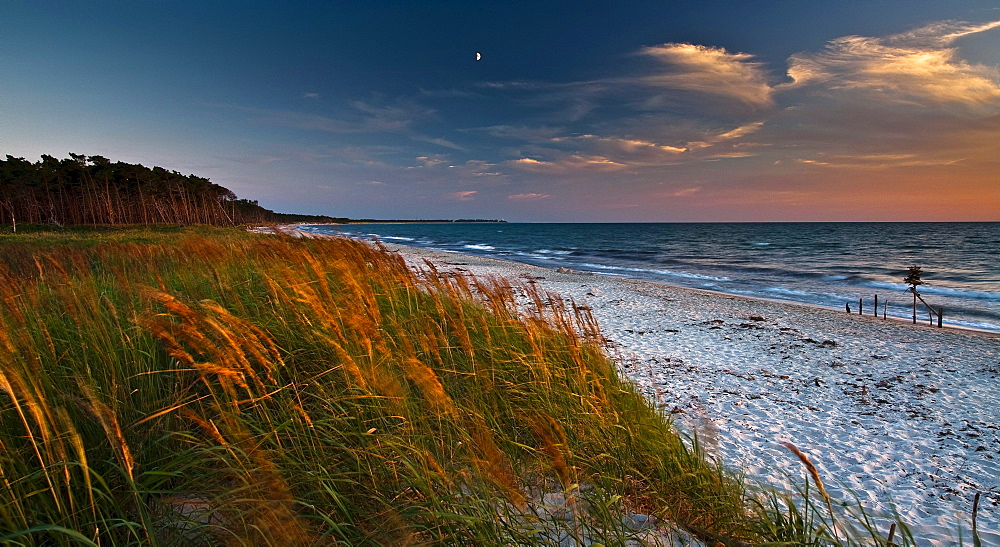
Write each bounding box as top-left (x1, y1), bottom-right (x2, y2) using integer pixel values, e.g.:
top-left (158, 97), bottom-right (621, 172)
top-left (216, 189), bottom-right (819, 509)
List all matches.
top-left (3, 1), bottom-right (999, 221)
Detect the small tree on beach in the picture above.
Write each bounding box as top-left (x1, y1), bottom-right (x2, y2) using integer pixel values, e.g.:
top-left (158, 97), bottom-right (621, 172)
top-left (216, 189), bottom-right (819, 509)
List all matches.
top-left (904, 265), bottom-right (941, 325)
top-left (904, 266), bottom-right (923, 324)
top-left (904, 266), bottom-right (923, 290)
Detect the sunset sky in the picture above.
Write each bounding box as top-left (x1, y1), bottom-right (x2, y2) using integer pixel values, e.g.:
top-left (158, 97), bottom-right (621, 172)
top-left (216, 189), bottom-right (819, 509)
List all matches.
top-left (3, 1), bottom-right (999, 222)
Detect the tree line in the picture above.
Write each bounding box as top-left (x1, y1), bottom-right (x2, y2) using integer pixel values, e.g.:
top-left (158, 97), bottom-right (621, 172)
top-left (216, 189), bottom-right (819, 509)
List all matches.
top-left (0, 153), bottom-right (336, 228)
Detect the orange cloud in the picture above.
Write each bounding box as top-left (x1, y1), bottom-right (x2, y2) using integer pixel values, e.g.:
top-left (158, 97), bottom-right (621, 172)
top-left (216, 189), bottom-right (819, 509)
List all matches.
top-left (639, 43), bottom-right (774, 109)
top-left (671, 187), bottom-right (701, 197)
top-left (446, 190), bottom-right (477, 201)
top-left (509, 155), bottom-right (626, 174)
top-left (554, 134), bottom-right (687, 154)
top-left (785, 20), bottom-right (1000, 107)
top-left (508, 193), bottom-right (551, 200)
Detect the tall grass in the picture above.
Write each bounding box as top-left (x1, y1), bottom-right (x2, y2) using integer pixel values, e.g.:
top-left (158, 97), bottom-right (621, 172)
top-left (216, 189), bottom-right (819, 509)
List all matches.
top-left (0, 226), bottom-right (925, 545)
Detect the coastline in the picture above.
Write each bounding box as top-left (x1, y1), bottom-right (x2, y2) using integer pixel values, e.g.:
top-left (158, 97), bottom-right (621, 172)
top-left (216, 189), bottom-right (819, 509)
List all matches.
top-left (377, 240), bottom-right (999, 339)
top-left (304, 221), bottom-right (1000, 336)
top-left (372, 239), bottom-right (1000, 544)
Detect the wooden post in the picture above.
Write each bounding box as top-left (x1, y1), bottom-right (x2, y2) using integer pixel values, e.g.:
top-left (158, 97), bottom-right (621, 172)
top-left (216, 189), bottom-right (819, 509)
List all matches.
top-left (874, 294), bottom-right (878, 316)
top-left (859, 298), bottom-right (863, 315)
top-left (883, 300), bottom-right (887, 319)
top-left (912, 292), bottom-right (917, 324)
top-left (938, 308), bottom-right (943, 328)
top-left (973, 492), bottom-right (981, 546)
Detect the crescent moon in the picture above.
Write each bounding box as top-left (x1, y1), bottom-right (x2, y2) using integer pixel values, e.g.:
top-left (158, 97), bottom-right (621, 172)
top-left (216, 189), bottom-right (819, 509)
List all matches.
top-left (476, 52), bottom-right (481, 61)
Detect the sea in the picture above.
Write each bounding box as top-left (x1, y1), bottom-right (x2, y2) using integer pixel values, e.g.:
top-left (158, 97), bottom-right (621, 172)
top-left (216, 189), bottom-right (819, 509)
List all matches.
top-left (300, 222), bottom-right (1000, 333)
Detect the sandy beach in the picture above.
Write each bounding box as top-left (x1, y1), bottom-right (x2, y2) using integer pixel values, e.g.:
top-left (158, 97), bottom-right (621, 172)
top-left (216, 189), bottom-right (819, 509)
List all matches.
top-left (376, 241), bottom-right (1000, 545)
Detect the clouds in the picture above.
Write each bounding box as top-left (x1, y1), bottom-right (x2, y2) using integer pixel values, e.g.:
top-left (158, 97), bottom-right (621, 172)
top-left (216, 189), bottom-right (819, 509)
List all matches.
top-left (208, 16), bottom-right (1000, 220)
top-left (785, 20), bottom-right (1000, 108)
top-left (507, 192), bottom-right (550, 200)
top-left (446, 190), bottom-right (477, 201)
top-left (230, 97), bottom-right (435, 135)
top-left (773, 19), bottom-right (1000, 172)
top-left (508, 155), bottom-right (626, 174)
top-left (639, 43), bottom-right (775, 110)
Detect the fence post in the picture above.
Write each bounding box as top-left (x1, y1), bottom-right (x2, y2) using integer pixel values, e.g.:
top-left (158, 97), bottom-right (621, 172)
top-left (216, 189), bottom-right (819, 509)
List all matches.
top-left (874, 294), bottom-right (878, 316)
top-left (938, 308), bottom-right (943, 328)
top-left (859, 298), bottom-right (863, 315)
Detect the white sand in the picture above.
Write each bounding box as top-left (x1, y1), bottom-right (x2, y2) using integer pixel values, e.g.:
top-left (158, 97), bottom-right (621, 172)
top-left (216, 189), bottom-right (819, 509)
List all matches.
top-left (379, 242), bottom-right (1000, 545)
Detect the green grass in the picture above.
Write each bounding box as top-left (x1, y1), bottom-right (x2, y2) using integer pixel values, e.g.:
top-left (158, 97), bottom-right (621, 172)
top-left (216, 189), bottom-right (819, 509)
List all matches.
top-left (0, 225), bottom-right (955, 545)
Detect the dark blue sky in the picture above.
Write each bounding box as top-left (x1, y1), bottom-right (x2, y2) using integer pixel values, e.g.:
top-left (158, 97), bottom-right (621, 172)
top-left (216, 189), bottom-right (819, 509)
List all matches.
top-left (3, 1), bottom-right (999, 221)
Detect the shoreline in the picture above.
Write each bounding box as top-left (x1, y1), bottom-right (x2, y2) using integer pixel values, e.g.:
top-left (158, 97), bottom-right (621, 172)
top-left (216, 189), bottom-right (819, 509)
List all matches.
top-left (372, 240), bottom-right (1000, 544)
top-left (295, 223), bottom-right (1000, 336)
top-left (375, 240), bottom-right (999, 339)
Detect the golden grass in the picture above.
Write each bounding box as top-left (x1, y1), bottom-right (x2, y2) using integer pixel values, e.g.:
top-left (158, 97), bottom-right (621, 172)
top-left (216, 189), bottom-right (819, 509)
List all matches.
top-left (0, 226), bottom-right (921, 545)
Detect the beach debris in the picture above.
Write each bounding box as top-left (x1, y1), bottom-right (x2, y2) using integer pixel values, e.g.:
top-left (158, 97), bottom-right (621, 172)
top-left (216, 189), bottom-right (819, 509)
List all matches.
top-left (800, 338), bottom-right (837, 348)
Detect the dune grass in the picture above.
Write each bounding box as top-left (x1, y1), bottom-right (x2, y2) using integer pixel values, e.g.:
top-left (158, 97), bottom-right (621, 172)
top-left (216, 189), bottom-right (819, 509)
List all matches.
top-left (0, 225), bottom-right (932, 545)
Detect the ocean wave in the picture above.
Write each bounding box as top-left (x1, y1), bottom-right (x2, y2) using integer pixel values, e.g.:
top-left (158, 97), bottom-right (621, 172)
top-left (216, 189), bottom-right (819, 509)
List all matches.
top-left (764, 287), bottom-right (819, 299)
top-left (919, 284), bottom-right (1000, 302)
top-left (463, 244), bottom-right (495, 251)
top-left (588, 248), bottom-right (660, 258)
top-left (577, 262), bottom-right (730, 282)
top-left (827, 276), bottom-right (1000, 302)
top-left (516, 252), bottom-right (565, 261)
top-left (534, 249), bottom-right (574, 255)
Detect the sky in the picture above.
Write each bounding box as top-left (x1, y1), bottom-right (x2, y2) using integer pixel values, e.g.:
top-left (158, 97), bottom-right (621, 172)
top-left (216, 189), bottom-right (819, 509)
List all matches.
top-left (2, 1), bottom-right (999, 222)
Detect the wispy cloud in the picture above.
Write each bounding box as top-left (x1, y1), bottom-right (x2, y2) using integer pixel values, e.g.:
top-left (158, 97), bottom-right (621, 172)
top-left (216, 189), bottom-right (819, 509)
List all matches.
top-left (684, 121), bottom-right (766, 150)
top-left (480, 125), bottom-right (566, 141)
top-left (771, 19), bottom-right (1000, 171)
top-left (784, 20), bottom-right (1000, 107)
top-left (446, 190), bottom-right (478, 201)
top-left (671, 186), bottom-right (701, 197)
top-left (413, 155), bottom-right (449, 168)
top-left (508, 192), bottom-right (551, 200)
top-left (552, 134), bottom-right (687, 154)
top-left (508, 155), bottom-right (626, 174)
top-left (638, 43), bottom-right (775, 109)
top-left (219, 97), bottom-right (435, 134)
top-left (795, 154), bottom-right (963, 169)
top-left (413, 135), bottom-right (467, 151)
